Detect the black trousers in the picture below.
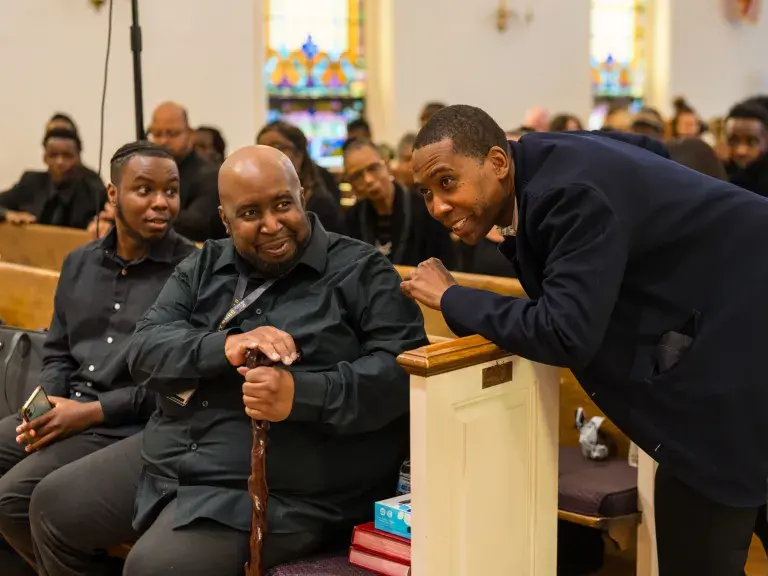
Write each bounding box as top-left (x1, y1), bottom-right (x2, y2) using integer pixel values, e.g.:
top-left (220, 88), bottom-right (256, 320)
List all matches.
top-left (655, 466), bottom-right (760, 576)
top-left (31, 432), bottom-right (343, 576)
top-left (0, 413), bottom-right (116, 575)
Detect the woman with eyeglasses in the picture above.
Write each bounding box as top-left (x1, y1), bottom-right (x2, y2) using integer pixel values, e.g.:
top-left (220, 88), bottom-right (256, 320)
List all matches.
top-left (256, 121), bottom-right (346, 234)
top-left (342, 138), bottom-right (454, 268)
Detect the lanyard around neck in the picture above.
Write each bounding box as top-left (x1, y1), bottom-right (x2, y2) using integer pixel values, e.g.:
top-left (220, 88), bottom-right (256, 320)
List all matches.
top-left (217, 274), bottom-right (277, 332)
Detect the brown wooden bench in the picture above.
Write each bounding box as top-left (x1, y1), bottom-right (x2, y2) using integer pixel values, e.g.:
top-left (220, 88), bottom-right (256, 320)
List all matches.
top-left (0, 223), bottom-right (91, 272)
top-left (0, 262), bottom-right (59, 330)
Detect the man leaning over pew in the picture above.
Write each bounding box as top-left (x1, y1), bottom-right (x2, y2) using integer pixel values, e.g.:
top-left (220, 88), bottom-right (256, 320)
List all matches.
top-left (0, 142), bottom-right (196, 575)
top-left (28, 145), bottom-right (427, 575)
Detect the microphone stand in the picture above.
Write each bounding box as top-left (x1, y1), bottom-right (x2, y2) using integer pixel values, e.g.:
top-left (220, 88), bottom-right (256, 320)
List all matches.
top-left (130, 0), bottom-right (145, 140)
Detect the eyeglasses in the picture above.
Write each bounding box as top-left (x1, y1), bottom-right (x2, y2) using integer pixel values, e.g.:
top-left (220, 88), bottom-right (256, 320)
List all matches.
top-left (345, 161), bottom-right (387, 186)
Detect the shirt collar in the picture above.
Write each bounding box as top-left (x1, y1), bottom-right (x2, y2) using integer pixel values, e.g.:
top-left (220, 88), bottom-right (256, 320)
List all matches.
top-left (99, 225), bottom-right (180, 264)
top-left (212, 212), bottom-right (329, 276)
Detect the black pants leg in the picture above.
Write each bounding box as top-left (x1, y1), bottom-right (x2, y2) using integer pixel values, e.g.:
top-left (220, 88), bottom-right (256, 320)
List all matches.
top-left (754, 504), bottom-right (768, 553)
top-left (0, 413), bottom-right (116, 570)
top-left (0, 414), bottom-right (37, 576)
top-left (30, 432), bottom-right (143, 576)
top-left (654, 466), bottom-right (758, 576)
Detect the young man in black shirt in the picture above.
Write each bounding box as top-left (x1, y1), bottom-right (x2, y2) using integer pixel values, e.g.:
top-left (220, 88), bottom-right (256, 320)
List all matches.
top-left (29, 145), bottom-right (427, 575)
top-left (725, 100), bottom-right (768, 197)
top-left (0, 128), bottom-right (106, 228)
top-left (0, 142), bottom-right (195, 575)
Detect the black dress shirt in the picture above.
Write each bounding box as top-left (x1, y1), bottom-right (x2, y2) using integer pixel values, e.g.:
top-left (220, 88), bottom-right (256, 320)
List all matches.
top-left (42, 227), bottom-right (197, 437)
top-left (127, 215), bottom-right (427, 535)
top-left (0, 168), bottom-right (106, 228)
top-left (173, 151), bottom-right (226, 242)
top-left (345, 183), bottom-right (455, 268)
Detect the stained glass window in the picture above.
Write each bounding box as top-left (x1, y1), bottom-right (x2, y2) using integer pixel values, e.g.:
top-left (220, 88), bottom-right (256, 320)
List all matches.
top-left (590, 0), bottom-right (647, 99)
top-left (264, 0), bottom-right (366, 168)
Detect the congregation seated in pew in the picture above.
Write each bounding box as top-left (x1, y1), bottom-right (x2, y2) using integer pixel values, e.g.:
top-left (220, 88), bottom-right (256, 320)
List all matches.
top-left (27, 145), bottom-right (427, 575)
top-left (0, 141), bottom-right (195, 576)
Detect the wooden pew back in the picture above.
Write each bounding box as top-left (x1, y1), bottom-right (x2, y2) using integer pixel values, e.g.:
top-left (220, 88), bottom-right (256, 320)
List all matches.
top-left (0, 223), bottom-right (91, 272)
top-left (394, 265), bottom-right (630, 457)
top-left (0, 262), bottom-right (59, 330)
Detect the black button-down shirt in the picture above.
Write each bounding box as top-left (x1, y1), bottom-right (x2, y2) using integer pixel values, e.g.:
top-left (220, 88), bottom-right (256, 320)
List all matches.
top-left (42, 227), bottom-right (197, 436)
top-left (127, 215), bottom-right (428, 534)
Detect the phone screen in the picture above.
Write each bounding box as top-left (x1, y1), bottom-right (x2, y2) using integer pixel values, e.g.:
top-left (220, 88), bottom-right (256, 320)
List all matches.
top-left (21, 386), bottom-right (53, 422)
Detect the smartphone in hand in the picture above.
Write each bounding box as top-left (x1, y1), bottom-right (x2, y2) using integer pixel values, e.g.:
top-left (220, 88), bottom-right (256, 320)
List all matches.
top-left (21, 386), bottom-right (54, 423)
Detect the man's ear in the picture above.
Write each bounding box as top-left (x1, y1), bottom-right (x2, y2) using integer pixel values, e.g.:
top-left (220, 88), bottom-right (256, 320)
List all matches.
top-left (299, 187), bottom-right (306, 209)
top-left (106, 183), bottom-right (118, 205)
top-left (218, 206), bottom-right (230, 236)
top-left (487, 146), bottom-right (511, 180)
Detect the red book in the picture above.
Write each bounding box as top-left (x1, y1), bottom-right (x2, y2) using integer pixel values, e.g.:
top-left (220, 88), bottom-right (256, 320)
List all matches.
top-left (349, 546), bottom-right (411, 576)
top-left (352, 522), bottom-right (411, 564)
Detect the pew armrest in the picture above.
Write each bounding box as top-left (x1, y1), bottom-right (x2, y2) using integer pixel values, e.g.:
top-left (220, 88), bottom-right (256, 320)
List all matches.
top-left (397, 334), bottom-right (511, 377)
top-left (397, 334), bottom-right (559, 575)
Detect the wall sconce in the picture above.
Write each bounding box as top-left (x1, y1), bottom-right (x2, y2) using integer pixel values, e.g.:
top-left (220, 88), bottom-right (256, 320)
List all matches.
top-left (496, 0), bottom-right (533, 32)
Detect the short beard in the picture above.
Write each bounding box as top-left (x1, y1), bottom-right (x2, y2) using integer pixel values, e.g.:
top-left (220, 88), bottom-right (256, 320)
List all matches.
top-left (249, 237), bottom-right (308, 277)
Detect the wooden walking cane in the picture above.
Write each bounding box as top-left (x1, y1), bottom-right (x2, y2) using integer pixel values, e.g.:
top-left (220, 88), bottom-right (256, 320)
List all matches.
top-left (243, 347), bottom-right (301, 576)
top-left (244, 348), bottom-right (272, 576)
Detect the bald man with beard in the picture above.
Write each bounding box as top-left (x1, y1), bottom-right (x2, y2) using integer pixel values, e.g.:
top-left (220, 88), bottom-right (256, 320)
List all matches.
top-left (29, 145), bottom-right (427, 576)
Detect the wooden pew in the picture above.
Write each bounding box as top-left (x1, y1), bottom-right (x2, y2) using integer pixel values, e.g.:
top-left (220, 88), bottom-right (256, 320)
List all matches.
top-left (0, 223), bottom-right (91, 272)
top-left (0, 262), bottom-right (59, 330)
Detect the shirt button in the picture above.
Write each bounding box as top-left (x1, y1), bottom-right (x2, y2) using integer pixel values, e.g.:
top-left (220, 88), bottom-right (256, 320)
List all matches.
top-left (190, 443), bottom-right (198, 451)
top-left (88, 365), bottom-right (95, 372)
top-left (255, 309), bottom-right (262, 315)
top-left (107, 337), bottom-right (113, 344)
top-left (121, 269), bottom-right (128, 276)
top-left (86, 382), bottom-right (92, 387)
top-left (75, 391), bottom-right (82, 398)
top-left (202, 400), bottom-right (209, 408)
top-left (114, 303), bottom-right (121, 310)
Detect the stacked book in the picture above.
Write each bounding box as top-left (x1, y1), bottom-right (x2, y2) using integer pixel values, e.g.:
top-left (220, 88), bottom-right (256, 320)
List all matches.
top-left (349, 494), bottom-right (412, 575)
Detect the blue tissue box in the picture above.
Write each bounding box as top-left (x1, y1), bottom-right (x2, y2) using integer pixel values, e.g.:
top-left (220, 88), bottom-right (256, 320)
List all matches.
top-left (374, 494), bottom-right (412, 540)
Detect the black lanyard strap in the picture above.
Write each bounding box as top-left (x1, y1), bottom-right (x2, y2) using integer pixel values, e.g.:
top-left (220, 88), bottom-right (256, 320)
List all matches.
top-left (217, 275), bottom-right (277, 332)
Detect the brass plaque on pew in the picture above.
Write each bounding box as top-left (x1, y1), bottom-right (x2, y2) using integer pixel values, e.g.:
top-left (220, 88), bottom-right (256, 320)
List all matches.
top-left (482, 362), bottom-right (513, 389)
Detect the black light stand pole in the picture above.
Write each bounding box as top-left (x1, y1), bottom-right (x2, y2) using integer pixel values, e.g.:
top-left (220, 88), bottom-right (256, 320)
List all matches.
top-left (130, 0), bottom-right (145, 140)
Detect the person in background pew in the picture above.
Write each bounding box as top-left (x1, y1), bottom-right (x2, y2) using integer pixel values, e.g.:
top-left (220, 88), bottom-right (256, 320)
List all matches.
top-left (391, 133), bottom-right (416, 189)
top-left (147, 102), bottom-right (226, 241)
top-left (401, 104), bottom-right (768, 576)
top-left (0, 128), bottom-right (105, 227)
top-left (724, 100), bottom-right (768, 198)
top-left (343, 138), bottom-right (455, 267)
top-left (29, 145), bottom-right (426, 575)
top-left (257, 121), bottom-right (346, 234)
top-left (346, 117), bottom-right (372, 141)
top-left (45, 113), bottom-right (105, 191)
top-left (419, 101), bottom-right (447, 128)
top-left (0, 141), bottom-right (196, 575)
top-left (548, 113), bottom-right (583, 132)
top-left (194, 125), bottom-right (227, 165)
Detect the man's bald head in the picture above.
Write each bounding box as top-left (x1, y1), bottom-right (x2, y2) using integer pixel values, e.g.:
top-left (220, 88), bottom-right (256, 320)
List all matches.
top-left (219, 145), bottom-right (302, 209)
top-left (152, 102), bottom-right (189, 127)
top-left (217, 145), bottom-right (310, 276)
top-left (148, 102), bottom-right (193, 160)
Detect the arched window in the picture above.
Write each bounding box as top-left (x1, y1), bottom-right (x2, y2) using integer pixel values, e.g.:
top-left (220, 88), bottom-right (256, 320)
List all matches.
top-left (590, 0), bottom-right (648, 124)
top-left (264, 0), bottom-right (366, 168)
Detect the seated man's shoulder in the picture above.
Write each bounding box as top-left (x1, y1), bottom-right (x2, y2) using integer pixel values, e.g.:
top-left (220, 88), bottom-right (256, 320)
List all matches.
top-left (177, 237), bottom-right (230, 275)
top-left (326, 232), bottom-right (397, 276)
top-left (168, 231), bottom-right (201, 261)
top-left (14, 170), bottom-right (48, 187)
